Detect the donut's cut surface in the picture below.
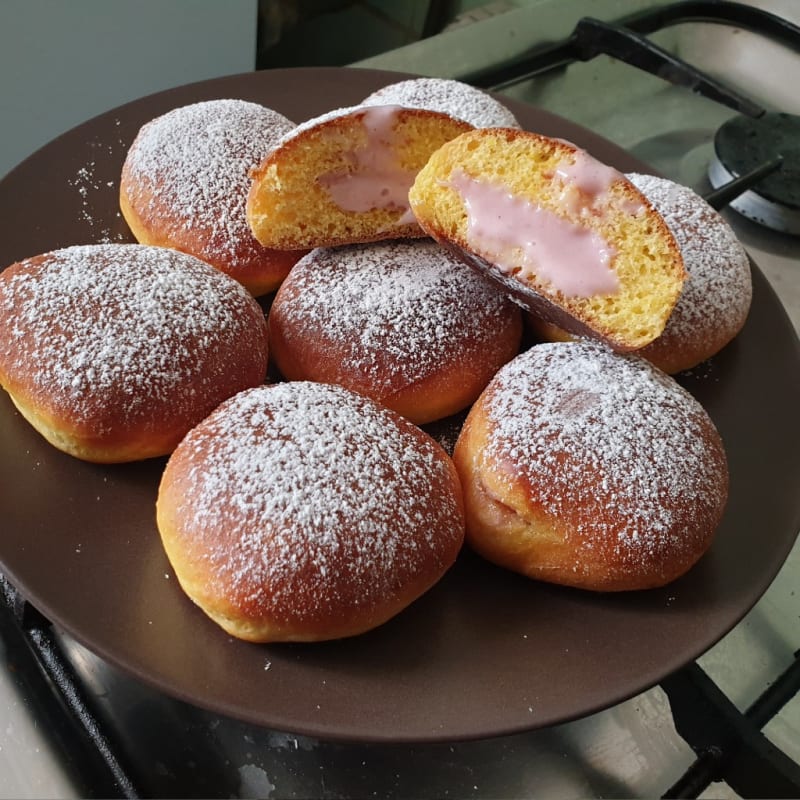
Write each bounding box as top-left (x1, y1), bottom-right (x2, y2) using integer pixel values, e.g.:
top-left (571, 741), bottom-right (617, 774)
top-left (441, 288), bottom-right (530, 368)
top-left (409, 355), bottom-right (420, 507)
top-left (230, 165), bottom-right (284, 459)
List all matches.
top-left (157, 382), bottom-right (465, 642)
top-left (0, 244), bottom-right (268, 462)
top-left (120, 99), bottom-right (302, 296)
top-left (409, 128), bottom-right (686, 352)
top-left (246, 105), bottom-right (473, 250)
top-left (268, 240), bottom-right (523, 424)
top-left (453, 341), bottom-right (728, 591)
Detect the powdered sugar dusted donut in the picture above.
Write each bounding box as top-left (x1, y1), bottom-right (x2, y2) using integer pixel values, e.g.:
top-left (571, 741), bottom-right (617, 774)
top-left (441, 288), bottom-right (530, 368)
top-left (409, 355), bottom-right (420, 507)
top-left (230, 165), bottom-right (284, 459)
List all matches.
top-left (628, 173), bottom-right (752, 373)
top-left (362, 77), bottom-right (520, 128)
top-left (0, 244), bottom-right (268, 462)
top-left (453, 340), bottom-right (728, 591)
top-left (528, 174), bottom-right (753, 373)
top-left (120, 99), bottom-right (304, 296)
top-left (268, 240), bottom-right (523, 424)
top-left (156, 381), bottom-right (465, 642)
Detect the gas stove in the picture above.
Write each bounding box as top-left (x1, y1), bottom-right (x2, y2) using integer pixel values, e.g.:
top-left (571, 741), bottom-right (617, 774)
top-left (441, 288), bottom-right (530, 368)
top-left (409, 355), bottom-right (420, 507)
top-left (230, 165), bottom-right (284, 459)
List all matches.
top-left (1, 2), bottom-right (799, 798)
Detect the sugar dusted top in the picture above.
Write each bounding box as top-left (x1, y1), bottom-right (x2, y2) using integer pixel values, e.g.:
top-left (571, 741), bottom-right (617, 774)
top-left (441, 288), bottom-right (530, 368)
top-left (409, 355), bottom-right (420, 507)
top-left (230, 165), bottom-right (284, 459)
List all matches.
top-left (273, 240), bottom-right (520, 394)
top-left (362, 77), bottom-right (520, 129)
top-left (0, 243), bottom-right (267, 432)
top-left (165, 381), bottom-right (464, 621)
top-left (122, 99), bottom-right (295, 268)
top-left (481, 341), bottom-right (727, 569)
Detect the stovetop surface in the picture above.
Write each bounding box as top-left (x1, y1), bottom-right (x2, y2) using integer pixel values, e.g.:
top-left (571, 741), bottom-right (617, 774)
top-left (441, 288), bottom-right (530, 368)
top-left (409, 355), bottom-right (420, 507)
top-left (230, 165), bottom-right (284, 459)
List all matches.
top-left (1, 2), bottom-right (799, 798)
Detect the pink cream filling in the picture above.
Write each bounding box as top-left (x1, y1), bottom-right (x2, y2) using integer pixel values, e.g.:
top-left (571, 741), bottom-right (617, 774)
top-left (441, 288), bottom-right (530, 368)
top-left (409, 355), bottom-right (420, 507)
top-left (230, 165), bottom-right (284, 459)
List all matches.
top-left (555, 149), bottom-right (623, 200)
top-left (554, 149), bottom-right (646, 216)
top-left (317, 105), bottom-right (416, 223)
top-left (448, 166), bottom-right (621, 298)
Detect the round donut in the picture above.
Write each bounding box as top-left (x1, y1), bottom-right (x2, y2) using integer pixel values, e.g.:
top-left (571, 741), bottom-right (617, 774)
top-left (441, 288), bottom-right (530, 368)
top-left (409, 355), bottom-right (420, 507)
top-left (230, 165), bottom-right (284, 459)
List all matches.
top-left (628, 173), bottom-right (752, 373)
top-left (268, 240), bottom-right (523, 424)
top-left (156, 381), bottom-right (465, 642)
top-left (452, 340), bottom-right (729, 591)
top-left (528, 174), bottom-right (752, 374)
top-left (0, 244), bottom-right (268, 463)
top-left (361, 77), bottom-right (521, 129)
top-left (120, 99), bottom-right (305, 296)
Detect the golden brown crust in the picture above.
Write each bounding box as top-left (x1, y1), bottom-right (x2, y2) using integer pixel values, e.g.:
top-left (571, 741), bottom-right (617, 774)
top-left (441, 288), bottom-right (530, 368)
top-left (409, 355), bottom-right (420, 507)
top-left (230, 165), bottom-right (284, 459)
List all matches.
top-left (156, 382), bottom-right (465, 642)
top-left (246, 105), bottom-right (474, 251)
top-left (119, 99), bottom-right (305, 296)
top-left (452, 341), bottom-right (729, 591)
top-left (0, 244), bottom-right (268, 463)
top-left (267, 241), bottom-right (522, 424)
top-left (408, 128), bottom-right (686, 353)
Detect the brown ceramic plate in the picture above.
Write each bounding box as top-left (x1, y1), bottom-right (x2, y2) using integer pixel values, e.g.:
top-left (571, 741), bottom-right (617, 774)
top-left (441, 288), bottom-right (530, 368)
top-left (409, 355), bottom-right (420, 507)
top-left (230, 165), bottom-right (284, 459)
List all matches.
top-left (1, 67), bottom-right (799, 744)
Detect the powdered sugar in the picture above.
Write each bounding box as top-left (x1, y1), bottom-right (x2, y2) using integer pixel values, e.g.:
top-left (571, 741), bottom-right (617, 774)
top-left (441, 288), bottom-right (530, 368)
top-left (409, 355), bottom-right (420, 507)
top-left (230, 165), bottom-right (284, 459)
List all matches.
top-left (362, 78), bottom-right (520, 129)
top-left (627, 173), bottom-right (752, 345)
top-left (69, 161), bottom-right (125, 244)
top-left (275, 105), bottom-right (366, 144)
top-left (171, 382), bottom-right (463, 620)
top-left (0, 244), bottom-right (266, 430)
top-left (122, 99), bottom-right (295, 269)
top-left (270, 101), bottom-right (464, 153)
top-left (481, 341), bottom-right (726, 569)
top-left (68, 120), bottom-right (129, 243)
top-left (272, 240), bottom-right (518, 393)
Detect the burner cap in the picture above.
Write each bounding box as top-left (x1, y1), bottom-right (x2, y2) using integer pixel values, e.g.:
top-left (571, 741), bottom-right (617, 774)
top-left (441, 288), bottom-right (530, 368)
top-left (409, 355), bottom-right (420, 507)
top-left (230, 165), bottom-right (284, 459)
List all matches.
top-left (708, 112), bottom-right (800, 235)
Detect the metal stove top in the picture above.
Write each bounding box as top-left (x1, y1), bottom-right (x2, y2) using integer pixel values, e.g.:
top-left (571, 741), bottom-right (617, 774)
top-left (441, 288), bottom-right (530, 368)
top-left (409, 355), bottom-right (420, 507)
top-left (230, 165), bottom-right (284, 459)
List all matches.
top-left (1, 1), bottom-right (799, 798)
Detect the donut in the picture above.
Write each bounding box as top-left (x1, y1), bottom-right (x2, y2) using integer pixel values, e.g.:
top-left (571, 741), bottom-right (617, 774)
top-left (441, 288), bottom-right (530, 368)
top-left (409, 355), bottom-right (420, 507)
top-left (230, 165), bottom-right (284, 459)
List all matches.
top-left (452, 340), bottom-right (729, 591)
top-left (156, 381), bottom-right (465, 642)
top-left (0, 244), bottom-right (268, 463)
top-left (408, 128), bottom-right (686, 352)
top-left (361, 77), bottom-right (521, 128)
top-left (268, 240), bottom-right (523, 424)
top-left (529, 174), bottom-right (753, 374)
top-left (630, 174), bottom-right (752, 372)
top-left (246, 105), bottom-right (473, 250)
top-left (120, 99), bottom-right (304, 296)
